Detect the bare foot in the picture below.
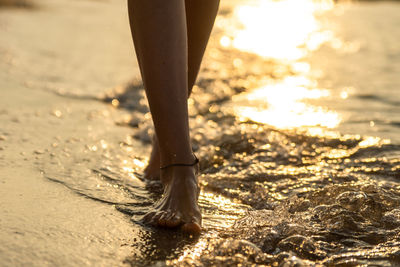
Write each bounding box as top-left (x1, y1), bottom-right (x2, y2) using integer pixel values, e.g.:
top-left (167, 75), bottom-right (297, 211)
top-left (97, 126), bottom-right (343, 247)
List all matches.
top-left (143, 162), bottom-right (202, 234)
top-left (143, 141), bottom-right (160, 180)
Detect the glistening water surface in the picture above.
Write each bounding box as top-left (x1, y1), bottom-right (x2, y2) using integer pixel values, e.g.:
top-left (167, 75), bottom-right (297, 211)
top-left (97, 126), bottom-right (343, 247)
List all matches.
top-left (41, 0), bottom-right (400, 266)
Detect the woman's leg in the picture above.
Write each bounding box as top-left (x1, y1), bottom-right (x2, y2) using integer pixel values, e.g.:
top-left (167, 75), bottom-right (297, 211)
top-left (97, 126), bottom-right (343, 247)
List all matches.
top-left (143, 0), bottom-right (220, 179)
top-left (127, 0), bottom-right (201, 232)
top-left (186, 0), bottom-right (220, 94)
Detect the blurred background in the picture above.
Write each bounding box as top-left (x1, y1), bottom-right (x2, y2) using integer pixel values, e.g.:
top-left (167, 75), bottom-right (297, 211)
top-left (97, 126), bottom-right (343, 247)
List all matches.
top-left (1, 0), bottom-right (399, 142)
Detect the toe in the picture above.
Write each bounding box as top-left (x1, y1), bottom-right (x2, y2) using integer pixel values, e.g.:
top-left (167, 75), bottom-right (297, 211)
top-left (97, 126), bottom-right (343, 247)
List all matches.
top-left (149, 211), bottom-right (164, 226)
top-left (181, 212), bottom-right (202, 234)
top-left (165, 212), bottom-right (183, 228)
top-left (143, 211), bottom-right (156, 223)
top-left (143, 211), bottom-right (162, 225)
top-left (157, 211), bottom-right (171, 227)
top-left (181, 221), bottom-right (202, 235)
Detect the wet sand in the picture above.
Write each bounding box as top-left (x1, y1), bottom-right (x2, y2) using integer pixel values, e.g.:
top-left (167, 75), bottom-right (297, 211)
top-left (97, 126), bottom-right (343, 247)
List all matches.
top-left (0, 0), bottom-right (142, 265)
top-left (1, 0), bottom-right (400, 266)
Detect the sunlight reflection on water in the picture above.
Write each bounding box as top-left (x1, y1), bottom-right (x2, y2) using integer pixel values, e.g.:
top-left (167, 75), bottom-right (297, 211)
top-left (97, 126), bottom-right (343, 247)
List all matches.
top-left (231, 76), bottom-right (341, 128)
top-left (223, 0), bottom-right (343, 130)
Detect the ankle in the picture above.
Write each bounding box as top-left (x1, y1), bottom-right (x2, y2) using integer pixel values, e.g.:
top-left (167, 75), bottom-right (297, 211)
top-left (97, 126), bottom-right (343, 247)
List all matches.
top-left (159, 148), bottom-right (196, 166)
top-left (160, 154), bottom-right (198, 170)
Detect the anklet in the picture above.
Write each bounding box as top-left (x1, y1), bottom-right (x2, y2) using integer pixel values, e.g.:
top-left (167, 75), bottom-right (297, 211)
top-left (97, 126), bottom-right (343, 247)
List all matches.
top-left (160, 154), bottom-right (199, 170)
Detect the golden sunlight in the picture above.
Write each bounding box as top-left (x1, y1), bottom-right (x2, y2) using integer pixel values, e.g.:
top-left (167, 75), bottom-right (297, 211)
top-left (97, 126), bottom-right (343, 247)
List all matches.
top-left (223, 0), bottom-right (341, 129)
top-left (230, 0), bottom-right (335, 61)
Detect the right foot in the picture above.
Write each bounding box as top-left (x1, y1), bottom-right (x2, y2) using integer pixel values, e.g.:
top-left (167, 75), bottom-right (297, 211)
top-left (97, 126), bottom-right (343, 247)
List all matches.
top-left (143, 157), bottom-right (202, 234)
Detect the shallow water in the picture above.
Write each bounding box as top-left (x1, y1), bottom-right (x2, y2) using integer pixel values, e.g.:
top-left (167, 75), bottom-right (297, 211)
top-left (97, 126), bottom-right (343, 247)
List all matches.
top-left (3, 0), bottom-right (400, 266)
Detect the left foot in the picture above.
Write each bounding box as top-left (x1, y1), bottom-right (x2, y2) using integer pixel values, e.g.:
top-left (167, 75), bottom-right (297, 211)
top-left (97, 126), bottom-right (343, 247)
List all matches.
top-left (143, 160), bottom-right (202, 234)
top-left (143, 136), bottom-right (160, 180)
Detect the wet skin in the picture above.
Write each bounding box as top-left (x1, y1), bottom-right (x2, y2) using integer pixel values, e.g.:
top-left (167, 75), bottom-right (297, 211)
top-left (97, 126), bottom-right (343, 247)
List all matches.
top-left (143, 139), bottom-right (202, 234)
top-left (143, 161), bottom-right (202, 234)
top-left (128, 0), bottom-right (219, 234)
top-left (143, 138), bottom-right (202, 233)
